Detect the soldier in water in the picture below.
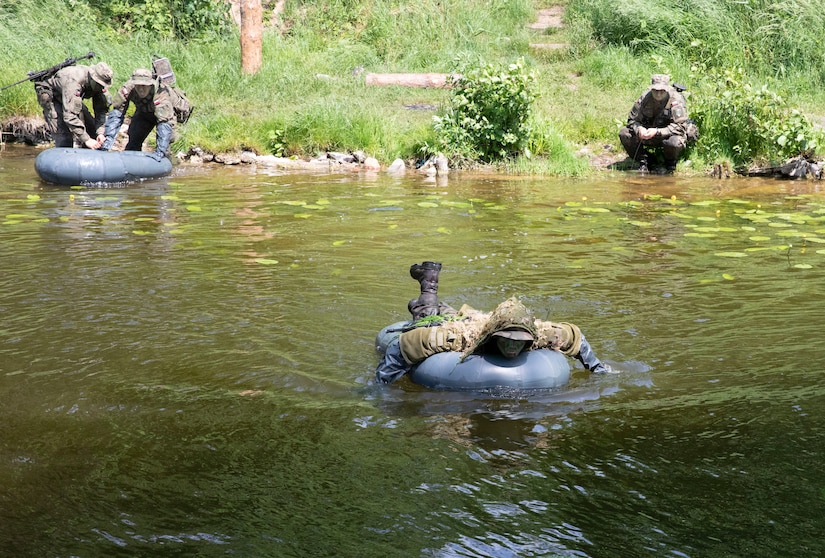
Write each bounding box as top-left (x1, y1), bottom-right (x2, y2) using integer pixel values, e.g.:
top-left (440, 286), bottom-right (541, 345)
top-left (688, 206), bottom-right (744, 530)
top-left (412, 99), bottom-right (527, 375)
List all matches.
top-left (376, 261), bottom-right (613, 384)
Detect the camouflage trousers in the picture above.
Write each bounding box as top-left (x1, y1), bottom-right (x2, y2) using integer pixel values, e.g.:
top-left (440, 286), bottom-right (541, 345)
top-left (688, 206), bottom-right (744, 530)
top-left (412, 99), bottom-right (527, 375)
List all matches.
top-left (34, 81), bottom-right (96, 147)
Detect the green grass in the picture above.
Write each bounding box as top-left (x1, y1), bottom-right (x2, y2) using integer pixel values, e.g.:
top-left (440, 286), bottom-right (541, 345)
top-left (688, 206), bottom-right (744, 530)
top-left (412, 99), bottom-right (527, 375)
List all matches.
top-left (2, 0), bottom-right (825, 174)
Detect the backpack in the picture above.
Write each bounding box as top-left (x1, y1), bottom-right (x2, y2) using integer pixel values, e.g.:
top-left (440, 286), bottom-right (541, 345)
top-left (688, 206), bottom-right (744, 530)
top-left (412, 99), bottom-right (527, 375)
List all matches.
top-left (152, 56), bottom-right (194, 124)
top-left (168, 85), bottom-right (193, 124)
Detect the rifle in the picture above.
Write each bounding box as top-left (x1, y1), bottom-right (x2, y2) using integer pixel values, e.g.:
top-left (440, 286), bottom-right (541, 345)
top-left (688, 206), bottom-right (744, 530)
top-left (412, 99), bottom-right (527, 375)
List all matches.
top-left (0, 52), bottom-right (95, 92)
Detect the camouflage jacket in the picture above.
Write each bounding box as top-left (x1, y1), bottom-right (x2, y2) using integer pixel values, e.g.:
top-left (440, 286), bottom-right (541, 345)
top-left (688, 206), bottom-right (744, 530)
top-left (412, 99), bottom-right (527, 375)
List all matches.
top-left (626, 86), bottom-right (689, 139)
top-left (111, 79), bottom-right (175, 124)
top-left (47, 65), bottom-right (110, 144)
top-left (398, 297), bottom-right (583, 365)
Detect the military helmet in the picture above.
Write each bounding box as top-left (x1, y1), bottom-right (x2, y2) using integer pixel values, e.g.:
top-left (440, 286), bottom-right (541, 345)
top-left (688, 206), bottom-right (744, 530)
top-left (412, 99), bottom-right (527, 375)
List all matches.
top-left (492, 327), bottom-right (535, 341)
top-left (130, 68), bottom-right (155, 86)
top-left (90, 62), bottom-right (113, 88)
top-left (649, 74), bottom-right (671, 91)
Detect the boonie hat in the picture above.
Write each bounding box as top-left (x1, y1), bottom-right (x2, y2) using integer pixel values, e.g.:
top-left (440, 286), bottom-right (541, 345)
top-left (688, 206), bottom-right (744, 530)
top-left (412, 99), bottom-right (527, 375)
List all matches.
top-left (90, 62), bottom-right (113, 88)
top-left (492, 327), bottom-right (535, 342)
top-left (649, 74), bottom-right (670, 91)
top-left (130, 68), bottom-right (155, 86)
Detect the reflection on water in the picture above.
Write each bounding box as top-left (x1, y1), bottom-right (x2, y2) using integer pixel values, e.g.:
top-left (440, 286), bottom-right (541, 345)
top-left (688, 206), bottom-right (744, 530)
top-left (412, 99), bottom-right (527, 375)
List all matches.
top-left (2, 143), bottom-right (825, 556)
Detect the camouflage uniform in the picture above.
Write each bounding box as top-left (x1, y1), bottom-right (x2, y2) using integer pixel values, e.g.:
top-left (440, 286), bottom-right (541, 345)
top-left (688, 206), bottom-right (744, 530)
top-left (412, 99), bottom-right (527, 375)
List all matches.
top-left (35, 63), bottom-right (112, 148)
top-left (377, 297), bottom-right (604, 384)
top-left (619, 74), bottom-right (693, 169)
top-left (102, 68), bottom-right (175, 157)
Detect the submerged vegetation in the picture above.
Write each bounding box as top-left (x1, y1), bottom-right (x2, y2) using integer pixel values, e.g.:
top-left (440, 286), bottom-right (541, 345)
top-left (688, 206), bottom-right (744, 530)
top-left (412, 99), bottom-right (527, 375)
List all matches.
top-left (1, 0), bottom-right (825, 174)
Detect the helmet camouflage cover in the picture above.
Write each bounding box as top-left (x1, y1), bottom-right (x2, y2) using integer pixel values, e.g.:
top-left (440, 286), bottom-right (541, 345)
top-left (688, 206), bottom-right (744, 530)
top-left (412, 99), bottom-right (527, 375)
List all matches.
top-left (461, 296), bottom-right (537, 360)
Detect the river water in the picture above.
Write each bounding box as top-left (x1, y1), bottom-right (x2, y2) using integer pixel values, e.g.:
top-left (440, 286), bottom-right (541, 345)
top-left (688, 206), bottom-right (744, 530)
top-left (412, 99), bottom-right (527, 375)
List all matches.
top-left (1, 143), bottom-right (824, 557)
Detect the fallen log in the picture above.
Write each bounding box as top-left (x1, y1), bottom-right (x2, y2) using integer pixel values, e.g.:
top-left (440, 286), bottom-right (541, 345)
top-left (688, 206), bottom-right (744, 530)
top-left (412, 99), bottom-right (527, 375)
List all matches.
top-left (365, 73), bottom-right (459, 88)
top-left (736, 156), bottom-right (823, 180)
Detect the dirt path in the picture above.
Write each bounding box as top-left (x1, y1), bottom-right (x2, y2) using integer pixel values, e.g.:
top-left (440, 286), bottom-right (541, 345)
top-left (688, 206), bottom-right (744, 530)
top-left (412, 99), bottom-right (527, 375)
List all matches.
top-left (528, 5), bottom-right (566, 51)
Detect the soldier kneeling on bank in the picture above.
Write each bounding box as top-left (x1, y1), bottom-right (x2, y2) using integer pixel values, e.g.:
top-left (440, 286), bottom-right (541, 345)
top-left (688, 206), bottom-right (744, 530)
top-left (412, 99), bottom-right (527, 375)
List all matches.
top-left (619, 74), bottom-right (699, 173)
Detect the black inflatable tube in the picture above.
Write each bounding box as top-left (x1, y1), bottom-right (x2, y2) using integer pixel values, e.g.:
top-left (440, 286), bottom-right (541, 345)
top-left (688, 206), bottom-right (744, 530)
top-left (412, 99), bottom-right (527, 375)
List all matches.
top-left (376, 321), bottom-right (571, 390)
top-left (35, 147), bottom-right (172, 185)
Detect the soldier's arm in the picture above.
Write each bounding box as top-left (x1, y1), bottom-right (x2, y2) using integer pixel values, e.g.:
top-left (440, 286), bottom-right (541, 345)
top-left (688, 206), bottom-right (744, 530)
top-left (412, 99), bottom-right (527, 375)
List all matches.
top-left (59, 78), bottom-right (92, 144)
top-left (626, 95), bottom-right (645, 132)
top-left (661, 93), bottom-right (689, 138)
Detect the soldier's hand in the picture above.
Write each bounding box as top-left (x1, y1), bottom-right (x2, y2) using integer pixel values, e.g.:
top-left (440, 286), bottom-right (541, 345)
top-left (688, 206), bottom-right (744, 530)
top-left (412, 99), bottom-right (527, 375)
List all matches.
top-left (84, 138), bottom-right (101, 149)
top-left (637, 127), bottom-right (656, 141)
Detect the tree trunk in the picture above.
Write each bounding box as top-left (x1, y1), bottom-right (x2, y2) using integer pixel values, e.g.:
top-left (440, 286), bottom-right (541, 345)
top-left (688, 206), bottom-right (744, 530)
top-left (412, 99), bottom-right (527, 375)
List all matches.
top-left (240, 0), bottom-right (263, 75)
top-left (365, 73), bottom-right (458, 88)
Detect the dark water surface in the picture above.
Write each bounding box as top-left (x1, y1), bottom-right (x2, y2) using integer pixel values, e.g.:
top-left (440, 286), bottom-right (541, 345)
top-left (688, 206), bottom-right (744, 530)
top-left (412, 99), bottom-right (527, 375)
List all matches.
top-left (2, 143), bottom-right (824, 557)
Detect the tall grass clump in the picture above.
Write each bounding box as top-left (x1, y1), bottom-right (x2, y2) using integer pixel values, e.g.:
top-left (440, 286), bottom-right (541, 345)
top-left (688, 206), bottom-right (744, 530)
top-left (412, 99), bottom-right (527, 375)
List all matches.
top-left (689, 66), bottom-right (823, 168)
top-left (507, 121), bottom-right (590, 176)
top-left (286, 0), bottom-right (532, 69)
top-left (567, 0), bottom-right (825, 84)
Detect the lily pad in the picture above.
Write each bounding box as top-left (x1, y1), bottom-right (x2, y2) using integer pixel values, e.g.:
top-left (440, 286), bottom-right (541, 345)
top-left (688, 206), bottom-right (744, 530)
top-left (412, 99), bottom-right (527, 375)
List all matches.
top-left (417, 202), bottom-right (439, 208)
top-left (714, 251), bottom-right (748, 258)
top-left (793, 264), bottom-right (813, 269)
top-left (441, 201), bottom-right (473, 208)
top-left (749, 236), bottom-right (772, 241)
top-left (254, 258), bottom-right (279, 265)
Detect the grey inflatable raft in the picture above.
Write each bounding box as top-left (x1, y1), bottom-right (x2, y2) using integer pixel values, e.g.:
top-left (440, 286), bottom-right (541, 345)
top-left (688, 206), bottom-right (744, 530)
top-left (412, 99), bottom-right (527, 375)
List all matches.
top-left (376, 321), bottom-right (571, 390)
top-left (35, 148), bottom-right (172, 185)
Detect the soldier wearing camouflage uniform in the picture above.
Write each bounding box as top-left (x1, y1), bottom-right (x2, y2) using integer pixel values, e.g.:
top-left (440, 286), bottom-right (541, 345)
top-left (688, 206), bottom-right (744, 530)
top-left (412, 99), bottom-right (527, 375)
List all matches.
top-left (102, 68), bottom-right (175, 160)
top-left (619, 74), bottom-right (694, 172)
top-left (35, 62), bottom-right (113, 149)
top-left (376, 262), bottom-right (612, 384)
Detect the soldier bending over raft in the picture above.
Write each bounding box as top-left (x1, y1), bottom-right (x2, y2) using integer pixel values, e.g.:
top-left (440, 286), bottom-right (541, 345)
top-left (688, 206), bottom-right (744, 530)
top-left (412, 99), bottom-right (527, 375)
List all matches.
top-left (34, 62), bottom-right (113, 149)
top-left (376, 261), bottom-right (614, 384)
top-left (102, 68), bottom-right (175, 160)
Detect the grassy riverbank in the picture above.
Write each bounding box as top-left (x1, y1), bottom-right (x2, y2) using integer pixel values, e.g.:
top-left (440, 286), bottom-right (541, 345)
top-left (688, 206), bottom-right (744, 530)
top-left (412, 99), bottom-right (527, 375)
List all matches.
top-left (2, 0), bottom-right (825, 175)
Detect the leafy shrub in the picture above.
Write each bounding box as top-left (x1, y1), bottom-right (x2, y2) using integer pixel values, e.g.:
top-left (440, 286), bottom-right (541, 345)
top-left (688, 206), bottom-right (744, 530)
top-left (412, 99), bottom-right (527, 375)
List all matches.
top-left (690, 66), bottom-right (822, 167)
top-left (433, 59), bottom-right (537, 163)
top-left (83, 0), bottom-right (231, 40)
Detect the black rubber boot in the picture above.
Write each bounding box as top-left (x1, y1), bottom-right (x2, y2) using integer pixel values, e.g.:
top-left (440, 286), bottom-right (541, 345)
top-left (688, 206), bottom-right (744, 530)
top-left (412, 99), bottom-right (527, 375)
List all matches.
top-left (407, 261), bottom-right (442, 320)
top-left (575, 335), bottom-right (612, 374)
